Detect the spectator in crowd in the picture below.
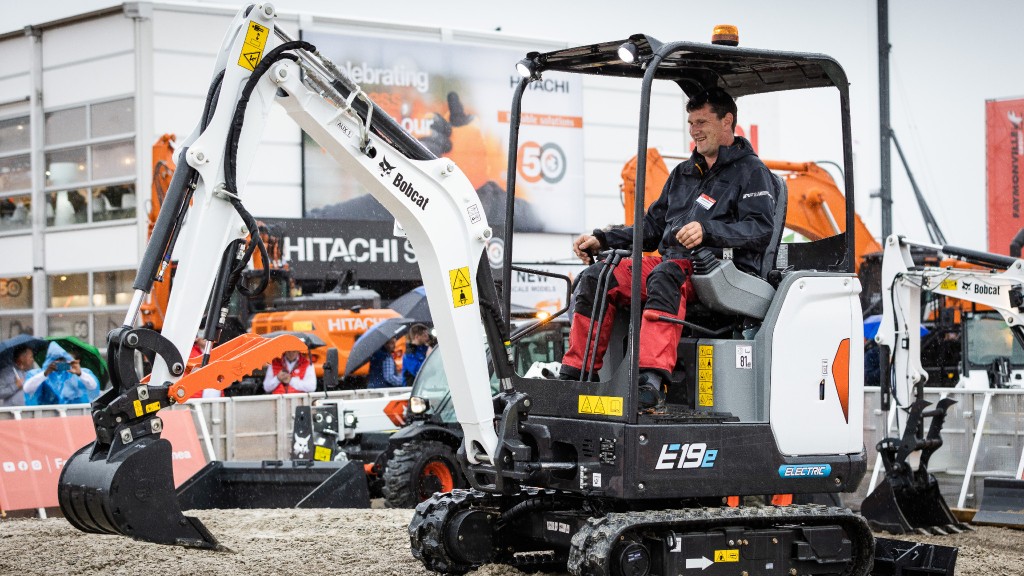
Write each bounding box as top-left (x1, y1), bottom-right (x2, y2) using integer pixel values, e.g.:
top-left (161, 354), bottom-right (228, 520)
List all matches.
top-left (367, 337), bottom-right (404, 388)
top-left (23, 343), bottom-right (99, 405)
top-left (0, 344), bottom-right (38, 407)
top-left (263, 349), bottom-right (317, 394)
top-left (402, 324), bottom-right (431, 386)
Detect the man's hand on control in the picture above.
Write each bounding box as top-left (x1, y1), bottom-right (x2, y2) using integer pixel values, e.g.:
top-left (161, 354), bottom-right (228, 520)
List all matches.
top-left (573, 234), bottom-right (602, 264)
top-left (675, 222), bottom-right (704, 249)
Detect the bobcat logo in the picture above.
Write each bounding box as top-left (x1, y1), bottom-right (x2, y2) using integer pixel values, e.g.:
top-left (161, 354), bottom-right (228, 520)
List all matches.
top-left (292, 433), bottom-right (311, 459)
top-left (961, 281), bottom-right (972, 292)
top-left (379, 156), bottom-right (396, 177)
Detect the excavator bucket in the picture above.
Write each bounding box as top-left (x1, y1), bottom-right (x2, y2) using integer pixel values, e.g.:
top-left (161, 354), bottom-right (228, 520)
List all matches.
top-left (57, 332), bottom-right (310, 548)
top-left (972, 477), bottom-right (1024, 528)
top-left (861, 476), bottom-right (965, 535)
top-left (58, 436), bottom-right (222, 549)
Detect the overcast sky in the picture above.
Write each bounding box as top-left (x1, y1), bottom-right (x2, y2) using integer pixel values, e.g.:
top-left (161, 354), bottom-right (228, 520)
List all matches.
top-left (8, 0), bottom-right (1024, 250)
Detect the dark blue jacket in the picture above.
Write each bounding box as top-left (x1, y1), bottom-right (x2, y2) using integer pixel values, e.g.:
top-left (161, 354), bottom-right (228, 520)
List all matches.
top-left (597, 136), bottom-right (775, 276)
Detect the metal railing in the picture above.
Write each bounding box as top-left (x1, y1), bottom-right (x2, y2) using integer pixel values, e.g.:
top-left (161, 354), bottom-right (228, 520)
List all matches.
top-left (0, 387), bottom-right (411, 462)
top-left (5, 386), bottom-right (1021, 509)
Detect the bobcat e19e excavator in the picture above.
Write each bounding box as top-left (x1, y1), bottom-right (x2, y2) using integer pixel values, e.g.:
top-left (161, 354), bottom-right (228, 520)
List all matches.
top-left (56, 5), bottom-right (955, 575)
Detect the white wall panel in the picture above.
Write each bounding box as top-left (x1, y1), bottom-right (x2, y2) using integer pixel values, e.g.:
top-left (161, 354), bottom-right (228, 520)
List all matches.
top-left (45, 225), bottom-right (138, 271)
top-left (43, 53), bottom-right (134, 108)
top-left (152, 52), bottom-right (219, 97)
top-left (0, 35), bottom-right (31, 105)
top-left (585, 196), bottom-right (626, 232)
top-left (42, 15), bottom-right (132, 68)
top-left (246, 183), bottom-right (303, 219)
top-left (152, 94), bottom-right (205, 139)
top-left (0, 236), bottom-right (34, 274)
top-left (153, 10), bottom-right (235, 55)
top-left (247, 142), bottom-right (302, 185)
top-left (0, 74), bottom-right (31, 107)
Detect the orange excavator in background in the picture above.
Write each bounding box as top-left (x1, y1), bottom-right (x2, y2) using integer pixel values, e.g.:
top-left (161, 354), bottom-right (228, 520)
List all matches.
top-left (140, 135), bottom-right (403, 388)
top-left (621, 149), bottom-right (883, 271)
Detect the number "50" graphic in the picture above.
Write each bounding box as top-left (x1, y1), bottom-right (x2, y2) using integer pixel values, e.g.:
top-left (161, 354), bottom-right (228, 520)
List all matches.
top-left (517, 141), bottom-right (567, 184)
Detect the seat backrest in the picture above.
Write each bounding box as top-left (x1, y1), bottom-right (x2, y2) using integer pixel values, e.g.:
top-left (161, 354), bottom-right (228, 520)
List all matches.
top-left (760, 173), bottom-right (789, 278)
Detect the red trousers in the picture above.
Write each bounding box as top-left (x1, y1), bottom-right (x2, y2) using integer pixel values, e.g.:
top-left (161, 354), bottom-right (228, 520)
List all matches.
top-left (562, 256), bottom-right (694, 377)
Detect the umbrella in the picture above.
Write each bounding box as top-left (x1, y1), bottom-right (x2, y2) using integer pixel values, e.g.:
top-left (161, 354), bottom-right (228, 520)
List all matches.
top-left (0, 334), bottom-right (48, 367)
top-left (389, 286), bottom-right (431, 324)
top-left (262, 330), bottom-right (327, 349)
top-left (344, 317), bottom-right (416, 376)
top-left (35, 336), bottom-right (109, 387)
top-left (863, 315), bottom-right (929, 341)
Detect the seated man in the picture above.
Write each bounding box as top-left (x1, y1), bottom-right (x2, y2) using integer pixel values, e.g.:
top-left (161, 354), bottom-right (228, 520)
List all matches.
top-left (263, 349), bottom-right (317, 394)
top-left (559, 87), bottom-right (776, 409)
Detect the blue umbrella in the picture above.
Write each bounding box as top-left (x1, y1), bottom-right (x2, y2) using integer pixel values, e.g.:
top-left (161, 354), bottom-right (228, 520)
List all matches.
top-left (388, 286), bottom-right (431, 324)
top-left (344, 317), bottom-right (416, 376)
top-left (0, 334), bottom-right (48, 367)
top-left (864, 315), bottom-right (929, 341)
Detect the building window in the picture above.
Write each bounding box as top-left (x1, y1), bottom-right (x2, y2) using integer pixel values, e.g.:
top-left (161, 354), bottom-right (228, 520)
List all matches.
top-left (47, 269), bottom-right (132, 345)
top-left (0, 115), bottom-right (32, 234)
top-left (0, 314), bottom-right (33, 339)
top-left (49, 273), bottom-right (89, 308)
top-left (0, 275), bottom-right (32, 310)
top-left (43, 98), bottom-right (135, 227)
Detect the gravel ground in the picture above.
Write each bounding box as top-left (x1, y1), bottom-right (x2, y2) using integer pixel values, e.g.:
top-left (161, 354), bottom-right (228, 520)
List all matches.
top-left (0, 508), bottom-right (1020, 576)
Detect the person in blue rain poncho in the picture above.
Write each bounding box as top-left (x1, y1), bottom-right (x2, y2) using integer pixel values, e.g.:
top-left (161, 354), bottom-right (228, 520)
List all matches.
top-left (23, 342), bottom-right (100, 405)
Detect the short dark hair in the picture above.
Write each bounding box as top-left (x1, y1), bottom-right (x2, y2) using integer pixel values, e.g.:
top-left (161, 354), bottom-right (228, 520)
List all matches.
top-left (685, 86), bottom-right (737, 130)
top-left (409, 324), bottom-right (429, 339)
top-left (12, 344), bottom-right (31, 358)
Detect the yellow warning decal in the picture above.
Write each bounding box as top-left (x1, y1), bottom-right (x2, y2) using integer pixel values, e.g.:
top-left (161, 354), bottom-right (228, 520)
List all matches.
top-left (578, 394), bottom-right (624, 416)
top-left (449, 266), bottom-right (474, 308)
top-left (939, 279), bottom-right (957, 291)
top-left (133, 399), bottom-right (143, 418)
top-left (698, 345), bottom-right (714, 407)
top-left (237, 21), bottom-right (269, 71)
top-left (145, 401), bottom-right (161, 414)
top-left (314, 446), bottom-right (333, 461)
top-left (292, 320), bottom-right (314, 331)
top-left (714, 549), bottom-right (739, 562)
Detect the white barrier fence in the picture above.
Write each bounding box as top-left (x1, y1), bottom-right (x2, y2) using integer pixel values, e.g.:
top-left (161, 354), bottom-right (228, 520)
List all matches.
top-left (3, 386), bottom-right (1022, 509)
top-left (0, 387), bottom-right (411, 463)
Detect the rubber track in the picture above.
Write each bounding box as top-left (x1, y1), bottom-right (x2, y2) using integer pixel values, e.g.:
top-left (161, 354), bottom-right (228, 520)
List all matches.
top-left (567, 504), bottom-right (875, 576)
top-left (410, 488), bottom-right (569, 575)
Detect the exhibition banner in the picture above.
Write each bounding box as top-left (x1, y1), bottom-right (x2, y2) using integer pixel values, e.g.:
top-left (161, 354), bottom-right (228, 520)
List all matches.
top-left (301, 31), bottom-right (584, 234)
top-left (986, 97), bottom-right (1024, 254)
top-left (261, 217), bottom-right (418, 282)
top-left (0, 410), bottom-right (205, 511)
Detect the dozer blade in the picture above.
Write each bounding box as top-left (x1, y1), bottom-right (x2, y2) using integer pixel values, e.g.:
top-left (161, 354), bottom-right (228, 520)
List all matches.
top-left (973, 477), bottom-right (1024, 528)
top-left (871, 537), bottom-right (958, 576)
top-left (861, 477), bottom-right (965, 535)
top-left (58, 437), bottom-right (224, 550)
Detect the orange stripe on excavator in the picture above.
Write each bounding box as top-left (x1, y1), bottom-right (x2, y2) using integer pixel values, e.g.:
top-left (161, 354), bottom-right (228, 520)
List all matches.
top-left (833, 338), bottom-right (850, 423)
top-left (165, 333), bottom-right (308, 401)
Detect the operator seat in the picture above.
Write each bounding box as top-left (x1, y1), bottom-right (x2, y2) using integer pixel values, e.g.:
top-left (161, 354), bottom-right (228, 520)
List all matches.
top-left (689, 173), bottom-right (789, 321)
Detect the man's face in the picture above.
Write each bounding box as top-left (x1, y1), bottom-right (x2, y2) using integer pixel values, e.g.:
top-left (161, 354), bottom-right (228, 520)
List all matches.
top-left (284, 350), bottom-right (300, 362)
top-left (15, 348), bottom-right (33, 369)
top-left (688, 104), bottom-right (734, 159)
top-left (412, 332), bottom-right (429, 346)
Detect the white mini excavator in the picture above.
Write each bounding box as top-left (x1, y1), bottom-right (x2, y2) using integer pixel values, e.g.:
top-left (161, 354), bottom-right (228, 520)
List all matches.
top-left (56, 5), bottom-right (957, 575)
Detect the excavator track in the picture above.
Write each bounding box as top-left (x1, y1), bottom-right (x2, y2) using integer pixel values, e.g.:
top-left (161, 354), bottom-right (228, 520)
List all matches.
top-left (569, 504), bottom-right (874, 576)
top-left (411, 490), bottom-right (875, 576)
top-left (410, 488), bottom-right (573, 575)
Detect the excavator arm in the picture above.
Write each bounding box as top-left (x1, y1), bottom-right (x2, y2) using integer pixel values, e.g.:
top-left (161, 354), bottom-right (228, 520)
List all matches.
top-left (58, 3), bottom-right (502, 548)
top-left (861, 234), bottom-right (1024, 534)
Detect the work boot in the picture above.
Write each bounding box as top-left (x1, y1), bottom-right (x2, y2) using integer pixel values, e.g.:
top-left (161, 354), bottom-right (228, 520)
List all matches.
top-left (558, 365), bottom-right (600, 382)
top-left (638, 371), bottom-right (666, 413)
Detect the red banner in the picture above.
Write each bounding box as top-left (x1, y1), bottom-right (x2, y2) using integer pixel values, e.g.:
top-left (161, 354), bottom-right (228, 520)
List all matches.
top-left (0, 410), bottom-right (206, 512)
top-left (986, 98), bottom-right (1024, 254)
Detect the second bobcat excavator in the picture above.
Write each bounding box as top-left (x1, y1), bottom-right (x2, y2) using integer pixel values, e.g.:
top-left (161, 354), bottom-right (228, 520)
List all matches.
top-left (56, 6), bottom-right (955, 575)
